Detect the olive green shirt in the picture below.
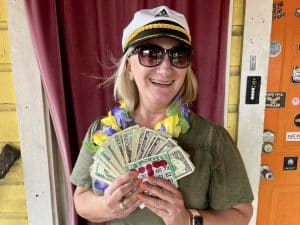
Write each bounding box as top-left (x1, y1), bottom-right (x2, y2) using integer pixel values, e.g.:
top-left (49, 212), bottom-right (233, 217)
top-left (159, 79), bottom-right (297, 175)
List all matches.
top-left (70, 113), bottom-right (254, 225)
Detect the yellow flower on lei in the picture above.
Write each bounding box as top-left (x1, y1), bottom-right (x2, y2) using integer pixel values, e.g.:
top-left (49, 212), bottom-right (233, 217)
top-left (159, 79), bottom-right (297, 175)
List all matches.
top-left (92, 132), bottom-right (108, 146)
top-left (91, 110), bottom-right (122, 147)
top-left (154, 114), bottom-right (181, 138)
top-left (119, 100), bottom-right (127, 109)
top-left (100, 111), bottom-right (122, 132)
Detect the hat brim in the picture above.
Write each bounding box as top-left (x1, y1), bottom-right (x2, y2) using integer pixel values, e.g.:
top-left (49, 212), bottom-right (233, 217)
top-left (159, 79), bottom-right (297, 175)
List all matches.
top-left (124, 25), bottom-right (191, 52)
top-left (128, 33), bottom-right (191, 48)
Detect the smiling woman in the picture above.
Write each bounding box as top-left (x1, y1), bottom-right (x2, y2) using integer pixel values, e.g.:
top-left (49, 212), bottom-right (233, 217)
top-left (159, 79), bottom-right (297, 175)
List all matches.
top-left (127, 38), bottom-right (190, 120)
top-left (70, 5), bottom-right (254, 225)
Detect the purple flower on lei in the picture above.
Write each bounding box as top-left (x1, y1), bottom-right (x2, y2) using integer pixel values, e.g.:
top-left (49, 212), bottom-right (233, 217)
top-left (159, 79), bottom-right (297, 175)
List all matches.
top-left (159, 124), bottom-right (167, 133)
top-left (111, 106), bottom-right (133, 129)
top-left (182, 104), bottom-right (189, 120)
top-left (102, 125), bottom-right (116, 136)
top-left (94, 180), bottom-right (109, 192)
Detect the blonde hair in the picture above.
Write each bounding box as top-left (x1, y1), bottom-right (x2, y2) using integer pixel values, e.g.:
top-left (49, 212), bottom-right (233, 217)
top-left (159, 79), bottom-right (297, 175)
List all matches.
top-left (106, 47), bottom-right (198, 115)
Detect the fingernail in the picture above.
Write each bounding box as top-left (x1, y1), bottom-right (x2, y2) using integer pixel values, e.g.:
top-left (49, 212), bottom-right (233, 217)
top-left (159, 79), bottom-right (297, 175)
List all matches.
top-left (147, 176), bottom-right (154, 181)
top-left (130, 170), bottom-right (138, 175)
top-left (135, 179), bottom-right (142, 186)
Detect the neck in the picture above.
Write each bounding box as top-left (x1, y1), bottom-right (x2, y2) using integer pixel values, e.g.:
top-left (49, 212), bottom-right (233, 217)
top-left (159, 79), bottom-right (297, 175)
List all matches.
top-left (134, 104), bottom-right (167, 128)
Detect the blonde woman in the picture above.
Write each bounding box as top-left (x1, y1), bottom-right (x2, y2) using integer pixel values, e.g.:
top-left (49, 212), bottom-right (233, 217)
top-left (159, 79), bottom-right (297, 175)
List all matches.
top-left (71, 6), bottom-right (253, 225)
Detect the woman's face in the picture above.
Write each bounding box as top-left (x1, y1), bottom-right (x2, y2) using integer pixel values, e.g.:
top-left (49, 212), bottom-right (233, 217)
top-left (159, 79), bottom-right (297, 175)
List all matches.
top-left (127, 38), bottom-right (188, 111)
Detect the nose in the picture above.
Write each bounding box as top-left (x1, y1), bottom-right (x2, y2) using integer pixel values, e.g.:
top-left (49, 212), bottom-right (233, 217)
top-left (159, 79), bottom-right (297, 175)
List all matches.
top-left (156, 54), bottom-right (173, 75)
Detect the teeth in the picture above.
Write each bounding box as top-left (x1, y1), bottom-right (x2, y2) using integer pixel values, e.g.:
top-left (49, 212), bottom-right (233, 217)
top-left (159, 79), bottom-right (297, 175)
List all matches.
top-left (150, 79), bottom-right (173, 85)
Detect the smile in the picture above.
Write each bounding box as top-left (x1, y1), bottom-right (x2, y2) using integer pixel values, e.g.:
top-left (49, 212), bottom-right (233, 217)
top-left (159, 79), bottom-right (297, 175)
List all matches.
top-left (150, 79), bottom-right (174, 86)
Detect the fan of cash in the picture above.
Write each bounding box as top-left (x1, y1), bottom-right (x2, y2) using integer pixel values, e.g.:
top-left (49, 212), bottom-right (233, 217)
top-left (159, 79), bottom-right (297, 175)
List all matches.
top-left (90, 125), bottom-right (195, 187)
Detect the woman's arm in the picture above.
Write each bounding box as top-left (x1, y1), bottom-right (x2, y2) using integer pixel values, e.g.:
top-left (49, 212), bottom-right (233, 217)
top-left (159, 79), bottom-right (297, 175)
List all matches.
top-left (73, 171), bottom-right (142, 223)
top-left (74, 187), bottom-right (110, 223)
top-left (199, 203), bottom-right (253, 225)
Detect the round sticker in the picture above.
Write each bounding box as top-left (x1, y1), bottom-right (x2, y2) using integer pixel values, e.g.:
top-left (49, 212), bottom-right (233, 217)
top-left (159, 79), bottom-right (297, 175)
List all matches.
top-left (294, 114), bottom-right (300, 127)
top-left (292, 97), bottom-right (300, 106)
top-left (270, 41), bottom-right (281, 57)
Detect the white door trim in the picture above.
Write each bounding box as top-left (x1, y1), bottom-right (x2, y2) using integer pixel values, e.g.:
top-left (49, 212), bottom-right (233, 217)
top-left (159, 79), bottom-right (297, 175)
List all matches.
top-left (237, 1), bottom-right (273, 224)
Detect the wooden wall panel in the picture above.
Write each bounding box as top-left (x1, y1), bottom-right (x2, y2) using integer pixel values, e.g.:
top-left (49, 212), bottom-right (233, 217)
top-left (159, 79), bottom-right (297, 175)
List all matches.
top-left (227, 0), bottom-right (244, 141)
top-left (0, 111), bottom-right (19, 142)
top-left (0, 30), bottom-right (11, 63)
top-left (0, 72), bottom-right (16, 103)
top-left (0, 0), bottom-right (28, 224)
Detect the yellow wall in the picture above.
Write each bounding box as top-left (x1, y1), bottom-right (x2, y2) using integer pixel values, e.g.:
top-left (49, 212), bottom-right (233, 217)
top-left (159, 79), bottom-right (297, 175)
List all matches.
top-left (0, 0), bottom-right (28, 224)
top-left (227, 0), bottom-right (244, 141)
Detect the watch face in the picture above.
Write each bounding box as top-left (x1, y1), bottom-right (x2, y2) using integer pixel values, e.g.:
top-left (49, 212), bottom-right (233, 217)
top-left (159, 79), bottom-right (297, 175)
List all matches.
top-left (194, 216), bottom-right (203, 225)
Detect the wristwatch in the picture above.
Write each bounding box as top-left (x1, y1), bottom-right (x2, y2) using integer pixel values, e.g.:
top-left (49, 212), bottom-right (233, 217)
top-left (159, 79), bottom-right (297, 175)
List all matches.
top-left (188, 209), bottom-right (203, 225)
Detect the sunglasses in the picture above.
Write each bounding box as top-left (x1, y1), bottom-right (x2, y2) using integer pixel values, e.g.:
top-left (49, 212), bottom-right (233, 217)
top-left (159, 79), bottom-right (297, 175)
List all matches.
top-left (129, 44), bottom-right (192, 68)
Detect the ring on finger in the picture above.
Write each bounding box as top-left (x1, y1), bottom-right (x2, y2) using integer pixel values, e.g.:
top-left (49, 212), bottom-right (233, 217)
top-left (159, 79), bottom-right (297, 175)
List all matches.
top-left (119, 200), bottom-right (127, 210)
top-left (125, 187), bottom-right (137, 198)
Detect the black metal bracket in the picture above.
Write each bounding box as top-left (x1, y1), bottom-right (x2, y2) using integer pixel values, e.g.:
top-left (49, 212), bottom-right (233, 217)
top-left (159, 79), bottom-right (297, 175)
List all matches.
top-left (0, 144), bottom-right (21, 179)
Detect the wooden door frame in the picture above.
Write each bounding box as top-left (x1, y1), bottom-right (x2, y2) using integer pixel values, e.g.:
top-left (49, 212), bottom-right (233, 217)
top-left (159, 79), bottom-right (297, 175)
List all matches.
top-left (237, 0), bottom-right (273, 224)
top-left (7, 0), bottom-right (273, 224)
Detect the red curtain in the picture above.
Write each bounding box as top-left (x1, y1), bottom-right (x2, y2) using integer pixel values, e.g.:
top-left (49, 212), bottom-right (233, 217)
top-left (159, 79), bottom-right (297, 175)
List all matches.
top-left (24, 1), bottom-right (229, 225)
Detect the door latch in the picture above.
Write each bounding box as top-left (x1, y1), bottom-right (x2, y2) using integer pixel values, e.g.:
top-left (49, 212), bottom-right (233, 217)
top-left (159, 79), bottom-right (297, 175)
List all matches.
top-left (262, 130), bottom-right (275, 153)
top-left (260, 165), bottom-right (274, 180)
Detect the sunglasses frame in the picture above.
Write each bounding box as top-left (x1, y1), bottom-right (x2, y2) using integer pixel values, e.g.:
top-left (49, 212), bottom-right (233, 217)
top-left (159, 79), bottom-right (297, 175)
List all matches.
top-left (128, 44), bottom-right (192, 68)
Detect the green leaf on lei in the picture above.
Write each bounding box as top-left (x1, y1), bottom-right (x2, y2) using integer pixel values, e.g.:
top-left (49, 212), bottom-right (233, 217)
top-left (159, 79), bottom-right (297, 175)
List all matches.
top-left (166, 99), bottom-right (182, 116)
top-left (178, 118), bottom-right (190, 134)
top-left (83, 140), bottom-right (99, 153)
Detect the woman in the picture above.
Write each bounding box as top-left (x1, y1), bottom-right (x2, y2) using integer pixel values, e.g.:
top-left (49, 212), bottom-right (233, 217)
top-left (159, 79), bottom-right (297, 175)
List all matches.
top-left (70, 5), bottom-right (254, 225)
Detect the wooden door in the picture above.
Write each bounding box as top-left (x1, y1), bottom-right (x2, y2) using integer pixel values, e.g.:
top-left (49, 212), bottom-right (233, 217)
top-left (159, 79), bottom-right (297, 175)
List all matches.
top-left (257, 1), bottom-right (300, 225)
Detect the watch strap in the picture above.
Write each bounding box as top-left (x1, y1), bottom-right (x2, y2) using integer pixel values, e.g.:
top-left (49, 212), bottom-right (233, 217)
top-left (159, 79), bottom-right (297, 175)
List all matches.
top-left (188, 209), bottom-right (203, 225)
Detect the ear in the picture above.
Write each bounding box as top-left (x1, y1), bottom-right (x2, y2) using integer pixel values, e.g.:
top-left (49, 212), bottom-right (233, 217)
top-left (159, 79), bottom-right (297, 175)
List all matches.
top-left (126, 60), bottom-right (134, 81)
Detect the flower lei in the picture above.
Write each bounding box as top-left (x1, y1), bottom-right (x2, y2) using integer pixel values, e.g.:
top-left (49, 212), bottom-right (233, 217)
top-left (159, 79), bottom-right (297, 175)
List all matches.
top-left (87, 98), bottom-right (190, 153)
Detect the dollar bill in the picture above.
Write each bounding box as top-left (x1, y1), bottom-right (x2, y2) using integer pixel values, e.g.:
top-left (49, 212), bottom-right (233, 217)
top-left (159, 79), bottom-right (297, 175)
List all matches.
top-left (108, 133), bottom-right (126, 167)
top-left (90, 160), bottom-right (115, 185)
top-left (103, 141), bottom-right (125, 173)
top-left (131, 128), bottom-right (145, 161)
top-left (93, 147), bottom-right (122, 176)
top-left (168, 147), bottom-right (195, 179)
top-left (155, 138), bottom-right (178, 154)
top-left (135, 128), bottom-right (156, 160)
top-left (142, 134), bottom-right (167, 158)
top-left (121, 125), bottom-right (139, 163)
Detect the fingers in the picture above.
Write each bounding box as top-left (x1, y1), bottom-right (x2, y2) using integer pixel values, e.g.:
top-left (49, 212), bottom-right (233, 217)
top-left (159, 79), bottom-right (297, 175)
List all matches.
top-left (117, 197), bottom-right (142, 218)
top-left (147, 176), bottom-right (178, 193)
top-left (137, 179), bottom-right (188, 225)
top-left (111, 179), bottom-right (138, 201)
top-left (122, 189), bottom-right (143, 211)
top-left (137, 192), bottom-right (168, 217)
top-left (105, 171), bottom-right (138, 196)
top-left (103, 171), bottom-right (143, 219)
top-left (140, 178), bottom-right (180, 203)
top-left (114, 185), bottom-right (143, 218)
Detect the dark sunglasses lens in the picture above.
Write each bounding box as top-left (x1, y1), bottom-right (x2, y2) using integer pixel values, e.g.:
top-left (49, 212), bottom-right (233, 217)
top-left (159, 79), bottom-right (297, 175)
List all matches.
top-left (136, 45), bottom-right (192, 68)
top-left (169, 46), bottom-right (192, 68)
top-left (138, 45), bottom-right (164, 67)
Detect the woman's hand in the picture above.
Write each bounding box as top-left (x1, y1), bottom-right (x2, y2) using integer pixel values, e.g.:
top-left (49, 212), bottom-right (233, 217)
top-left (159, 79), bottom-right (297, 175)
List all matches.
top-left (103, 171), bottom-right (143, 219)
top-left (137, 176), bottom-right (190, 225)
